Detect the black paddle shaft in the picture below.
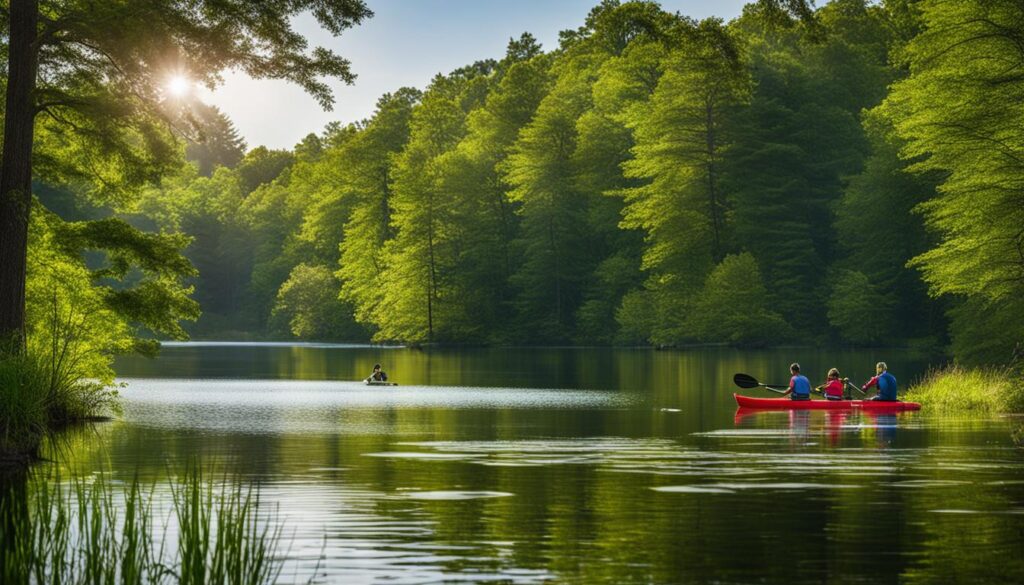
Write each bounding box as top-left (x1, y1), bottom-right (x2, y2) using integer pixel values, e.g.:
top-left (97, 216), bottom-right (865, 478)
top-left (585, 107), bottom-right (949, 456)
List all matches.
top-left (734, 373), bottom-right (788, 390)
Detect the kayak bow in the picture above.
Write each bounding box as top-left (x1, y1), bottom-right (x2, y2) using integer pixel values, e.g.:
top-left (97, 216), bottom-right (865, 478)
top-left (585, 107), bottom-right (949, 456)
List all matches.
top-left (734, 393), bottom-right (920, 411)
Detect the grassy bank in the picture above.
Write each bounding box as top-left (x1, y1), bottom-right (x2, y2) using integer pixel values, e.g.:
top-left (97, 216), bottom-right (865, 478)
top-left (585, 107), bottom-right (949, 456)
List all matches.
top-left (0, 348), bottom-right (120, 464)
top-left (0, 468), bottom-right (281, 584)
top-left (905, 366), bottom-right (1024, 413)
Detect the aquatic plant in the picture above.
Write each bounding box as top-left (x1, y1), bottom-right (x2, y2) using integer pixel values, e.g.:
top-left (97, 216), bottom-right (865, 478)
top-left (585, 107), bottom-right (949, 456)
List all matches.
top-left (906, 366), bottom-right (1024, 414)
top-left (0, 350), bottom-right (53, 457)
top-left (0, 468), bottom-right (281, 584)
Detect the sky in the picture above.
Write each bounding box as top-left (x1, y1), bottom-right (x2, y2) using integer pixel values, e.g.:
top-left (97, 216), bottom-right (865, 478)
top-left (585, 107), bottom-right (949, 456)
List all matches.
top-left (199, 0), bottom-right (752, 151)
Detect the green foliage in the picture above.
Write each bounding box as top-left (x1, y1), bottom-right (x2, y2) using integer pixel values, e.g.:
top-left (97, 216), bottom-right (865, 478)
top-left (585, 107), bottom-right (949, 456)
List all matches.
top-left (686, 253), bottom-right (791, 345)
top-left (906, 366), bottom-right (1024, 414)
top-left (182, 103), bottom-right (247, 176)
top-left (882, 0), bottom-right (1024, 365)
top-left (272, 263), bottom-right (362, 340)
top-left (826, 270), bottom-right (893, 345)
top-left (236, 147), bottom-right (296, 196)
top-left (75, 0), bottom-right (1018, 365)
top-left (833, 109), bottom-right (938, 340)
top-left (618, 19), bottom-right (750, 343)
top-left (331, 91), bottom-right (418, 332)
top-left (0, 350), bottom-right (50, 455)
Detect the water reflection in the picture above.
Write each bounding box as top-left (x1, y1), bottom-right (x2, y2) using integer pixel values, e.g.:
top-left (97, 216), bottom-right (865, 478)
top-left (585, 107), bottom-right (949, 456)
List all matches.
top-left (9, 344), bottom-right (1022, 584)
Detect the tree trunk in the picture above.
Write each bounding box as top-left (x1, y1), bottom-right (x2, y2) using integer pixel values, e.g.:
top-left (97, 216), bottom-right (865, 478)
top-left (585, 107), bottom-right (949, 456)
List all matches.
top-left (0, 0), bottom-right (40, 350)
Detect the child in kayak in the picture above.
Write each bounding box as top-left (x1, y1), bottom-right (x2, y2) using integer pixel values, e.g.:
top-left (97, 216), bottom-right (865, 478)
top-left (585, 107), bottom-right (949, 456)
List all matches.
top-left (782, 363), bottom-right (812, 401)
top-left (862, 361), bottom-right (897, 401)
top-left (817, 368), bottom-right (846, 401)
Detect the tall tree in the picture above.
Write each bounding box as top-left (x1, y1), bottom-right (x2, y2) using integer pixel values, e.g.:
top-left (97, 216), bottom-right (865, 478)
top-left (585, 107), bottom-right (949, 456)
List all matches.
top-left (0, 0), bottom-right (371, 348)
top-left (882, 0), bottom-right (1024, 364)
top-left (375, 72), bottom-right (480, 342)
top-left (325, 90), bottom-right (419, 332)
top-left (618, 19), bottom-right (750, 344)
top-left (431, 36), bottom-right (551, 341)
top-left (182, 103), bottom-right (246, 176)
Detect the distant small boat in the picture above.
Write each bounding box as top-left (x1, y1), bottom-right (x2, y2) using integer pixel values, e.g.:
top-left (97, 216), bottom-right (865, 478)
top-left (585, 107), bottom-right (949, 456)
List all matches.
top-left (365, 380), bottom-right (398, 386)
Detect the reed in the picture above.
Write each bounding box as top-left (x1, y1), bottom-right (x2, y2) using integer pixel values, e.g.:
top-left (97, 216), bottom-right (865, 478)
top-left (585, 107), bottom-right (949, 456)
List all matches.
top-left (906, 365), bottom-right (1024, 413)
top-left (0, 468), bottom-right (281, 584)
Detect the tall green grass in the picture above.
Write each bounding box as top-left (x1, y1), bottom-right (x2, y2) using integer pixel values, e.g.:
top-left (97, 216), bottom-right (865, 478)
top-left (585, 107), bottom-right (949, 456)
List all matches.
top-left (906, 365), bottom-right (1024, 413)
top-left (0, 469), bottom-right (282, 584)
top-left (0, 351), bottom-right (52, 456)
top-left (0, 346), bottom-right (120, 461)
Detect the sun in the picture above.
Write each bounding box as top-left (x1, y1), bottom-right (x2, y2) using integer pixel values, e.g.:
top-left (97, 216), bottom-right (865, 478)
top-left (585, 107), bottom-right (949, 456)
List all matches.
top-left (165, 74), bottom-right (191, 98)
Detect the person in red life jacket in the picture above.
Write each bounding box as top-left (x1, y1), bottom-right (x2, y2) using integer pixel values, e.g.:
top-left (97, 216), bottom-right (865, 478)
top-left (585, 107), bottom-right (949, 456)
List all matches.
top-left (862, 361), bottom-right (898, 401)
top-left (817, 368), bottom-right (845, 401)
top-left (781, 362), bottom-right (812, 401)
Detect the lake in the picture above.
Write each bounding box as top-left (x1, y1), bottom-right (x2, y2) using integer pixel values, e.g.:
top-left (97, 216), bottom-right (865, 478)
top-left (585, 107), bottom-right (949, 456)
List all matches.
top-left (32, 344), bottom-right (1024, 583)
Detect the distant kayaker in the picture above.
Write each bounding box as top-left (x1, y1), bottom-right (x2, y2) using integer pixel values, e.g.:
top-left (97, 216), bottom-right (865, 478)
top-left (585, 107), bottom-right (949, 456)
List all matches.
top-left (817, 368), bottom-right (845, 401)
top-left (366, 363), bottom-right (388, 383)
top-left (782, 363), bottom-right (812, 401)
top-left (862, 362), bottom-right (897, 401)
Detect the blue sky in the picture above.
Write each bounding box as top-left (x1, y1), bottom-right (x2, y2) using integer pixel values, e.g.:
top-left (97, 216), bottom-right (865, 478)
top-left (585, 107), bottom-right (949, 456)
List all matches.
top-left (200, 0), bottom-right (751, 150)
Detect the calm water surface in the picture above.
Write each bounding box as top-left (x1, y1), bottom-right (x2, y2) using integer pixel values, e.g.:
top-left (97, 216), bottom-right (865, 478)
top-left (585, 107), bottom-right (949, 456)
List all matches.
top-left (39, 345), bottom-right (1024, 583)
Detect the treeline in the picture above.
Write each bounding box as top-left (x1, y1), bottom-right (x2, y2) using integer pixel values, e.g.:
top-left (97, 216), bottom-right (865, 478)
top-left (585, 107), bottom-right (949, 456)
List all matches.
top-left (134, 0), bottom-right (1022, 364)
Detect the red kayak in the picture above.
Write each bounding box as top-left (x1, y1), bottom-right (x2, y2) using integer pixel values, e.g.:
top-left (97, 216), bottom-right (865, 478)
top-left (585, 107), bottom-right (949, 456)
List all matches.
top-left (734, 393), bottom-right (921, 411)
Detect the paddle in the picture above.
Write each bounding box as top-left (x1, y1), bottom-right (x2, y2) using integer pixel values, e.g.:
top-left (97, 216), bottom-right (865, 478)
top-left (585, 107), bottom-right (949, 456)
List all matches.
top-left (733, 373), bottom-right (788, 395)
top-left (844, 378), bottom-right (866, 397)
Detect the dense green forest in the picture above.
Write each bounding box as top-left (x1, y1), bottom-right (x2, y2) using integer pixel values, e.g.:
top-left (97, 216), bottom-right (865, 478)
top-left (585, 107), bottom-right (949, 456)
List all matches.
top-left (25, 0), bottom-right (1024, 366)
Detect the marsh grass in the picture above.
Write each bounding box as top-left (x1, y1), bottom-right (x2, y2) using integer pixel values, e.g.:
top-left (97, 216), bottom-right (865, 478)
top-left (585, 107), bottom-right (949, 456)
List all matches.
top-left (0, 345), bottom-right (120, 461)
top-left (0, 351), bottom-right (52, 456)
top-left (0, 468), bottom-right (282, 584)
top-left (906, 365), bottom-right (1024, 413)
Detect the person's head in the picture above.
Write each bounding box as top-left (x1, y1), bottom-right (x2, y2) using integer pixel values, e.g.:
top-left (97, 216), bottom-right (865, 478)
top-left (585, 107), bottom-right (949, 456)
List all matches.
top-left (827, 368), bottom-right (840, 380)
top-left (790, 362), bottom-right (801, 374)
top-left (876, 361), bottom-right (887, 375)
top-left (373, 363), bottom-right (381, 372)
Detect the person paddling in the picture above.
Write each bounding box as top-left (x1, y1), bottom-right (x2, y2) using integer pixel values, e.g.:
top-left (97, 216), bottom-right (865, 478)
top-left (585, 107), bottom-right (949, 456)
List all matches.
top-left (817, 368), bottom-right (845, 401)
top-left (781, 363), bottom-right (812, 401)
top-left (366, 363), bottom-right (388, 383)
top-left (862, 361), bottom-right (897, 401)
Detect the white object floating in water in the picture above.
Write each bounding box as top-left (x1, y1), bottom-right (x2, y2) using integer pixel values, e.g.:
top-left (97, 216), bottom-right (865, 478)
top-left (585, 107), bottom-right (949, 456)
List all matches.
top-left (403, 491), bottom-right (514, 501)
top-left (659, 408), bottom-right (682, 413)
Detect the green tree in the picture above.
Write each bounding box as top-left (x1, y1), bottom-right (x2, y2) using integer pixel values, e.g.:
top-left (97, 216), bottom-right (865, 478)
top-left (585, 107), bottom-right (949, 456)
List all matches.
top-left (686, 252), bottom-right (790, 345)
top-left (182, 103), bottom-right (246, 176)
top-left (0, 0), bottom-right (371, 348)
top-left (833, 109), bottom-right (939, 342)
top-left (272, 263), bottom-right (362, 340)
top-left (882, 0), bottom-right (1024, 364)
top-left (430, 36), bottom-right (551, 341)
top-left (328, 90), bottom-right (418, 333)
top-left (726, 2), bottom-right (884, 332)
top-left (618, 19), bottom-right (750, 344)
top-left (375, 72), bottom-right (481, 342)
top-left (826, 270), bottom-right (893, 345)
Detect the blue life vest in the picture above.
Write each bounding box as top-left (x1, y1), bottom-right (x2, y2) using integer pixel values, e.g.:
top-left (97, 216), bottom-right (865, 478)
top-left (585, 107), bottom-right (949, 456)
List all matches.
top-left (791, 375), bottom-right (811, 397)
top-left (877, 371), bottom-right (897, 401)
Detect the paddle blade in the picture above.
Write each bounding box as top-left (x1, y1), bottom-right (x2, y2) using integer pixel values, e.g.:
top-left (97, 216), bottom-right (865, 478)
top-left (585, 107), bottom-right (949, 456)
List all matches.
top-left (733, 373), bottom-right (760, 389)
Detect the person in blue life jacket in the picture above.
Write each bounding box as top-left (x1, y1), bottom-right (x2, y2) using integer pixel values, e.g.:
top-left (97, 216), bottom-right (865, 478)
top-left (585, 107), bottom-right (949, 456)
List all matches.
top-left (862, 361), bottom-right (897, 401)
top-left (781, 362), bottom-right (812, 401)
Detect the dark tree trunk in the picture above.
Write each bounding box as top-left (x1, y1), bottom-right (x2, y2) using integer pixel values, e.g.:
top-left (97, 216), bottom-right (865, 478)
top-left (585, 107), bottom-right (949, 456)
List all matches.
top-left (0, 0), bottom-right (39, 349)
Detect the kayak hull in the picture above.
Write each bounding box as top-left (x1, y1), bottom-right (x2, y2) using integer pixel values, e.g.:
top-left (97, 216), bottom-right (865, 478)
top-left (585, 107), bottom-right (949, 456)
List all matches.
top-left (365, 381), bottom-right (398, 386)
top-left (734, 393), bottom-right (920, 411)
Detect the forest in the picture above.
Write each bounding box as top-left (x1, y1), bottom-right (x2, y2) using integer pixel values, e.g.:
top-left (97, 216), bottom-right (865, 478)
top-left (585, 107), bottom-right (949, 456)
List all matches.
top-left (21, 0), bottom-right (1024, 367)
